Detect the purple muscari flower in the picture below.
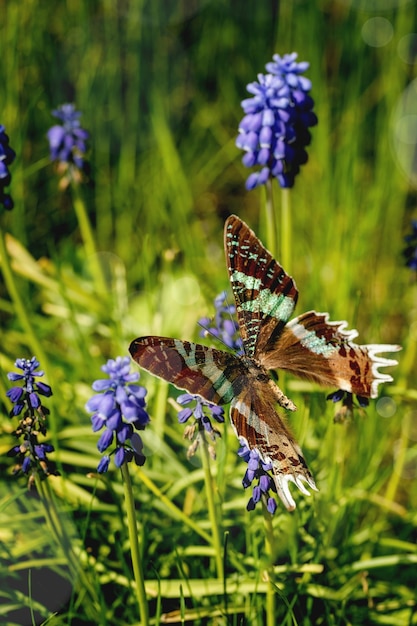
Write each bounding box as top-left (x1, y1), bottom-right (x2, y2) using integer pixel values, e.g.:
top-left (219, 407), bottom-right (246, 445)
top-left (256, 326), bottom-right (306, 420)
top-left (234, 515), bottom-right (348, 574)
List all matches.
top-left (47, 103), bottom-right (89, 170)
top-left (7, 357), bottom-right (52, 417)
top-left (199, 291), bottom-right (243, 354)
top-left (176, 393), bottom-right (225, 459)
top-left (403, 219), bottom-right (417, 272)
top-left (326, 390), bottom-right (369, 423)
top-left (86, 356), bottom-right (150, 472)
top-left (0, 124), bottom-right (16, 210)
top-left (97, 455), bottom-right (110, 473)
top-left (239, 444), bottom-right (279, 513)
top-left (177, 393), bottom-right (224, 430)
top-left (236, 52), bottom-right (317, 190)
top-left (5, 357), bottom-right (57, 485)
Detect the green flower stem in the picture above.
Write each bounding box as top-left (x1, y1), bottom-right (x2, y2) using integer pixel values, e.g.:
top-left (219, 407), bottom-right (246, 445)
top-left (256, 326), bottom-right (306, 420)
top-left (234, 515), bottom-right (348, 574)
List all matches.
top-left (71, 186), bottom-right (107, 296)
top-left (264, 179), bottom-right (276, 256)
top-left (262, 504), bottom-right (277, 626)
top-left (120, 463), bottom-right (149, 626)
top-left (263, 182), bottom-right (292, 270)
top-left (200, 430), bottom-right (224, 580)
top-left (280, 187), bottom-right (291, 272)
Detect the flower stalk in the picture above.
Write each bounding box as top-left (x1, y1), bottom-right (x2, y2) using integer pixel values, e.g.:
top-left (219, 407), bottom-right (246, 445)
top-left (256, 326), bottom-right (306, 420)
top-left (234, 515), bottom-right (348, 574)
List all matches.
top-left (199, 426), bottom-right (224, 580)
top-left (121, 463), bottom-right (150, 626)
top-left (280, 187), bottom-right (291, 272)
top-left (262, 505), bottom-right (278, 626)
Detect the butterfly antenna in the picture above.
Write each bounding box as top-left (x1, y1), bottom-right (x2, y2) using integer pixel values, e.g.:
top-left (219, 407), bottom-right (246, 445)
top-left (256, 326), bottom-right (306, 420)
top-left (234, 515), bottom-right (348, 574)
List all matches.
top-left (222, 291), bottom-right (244, 355)
top-left (197, 319), bottom-right (216, 340)
top-left (197, 319), bottom-right (230, 350)
top-left (222, 290), bottom-right (236, 323)
top-left (197, 291), bottom-right (235, 351)
top-left (198, 291), bottom-right (243, 354)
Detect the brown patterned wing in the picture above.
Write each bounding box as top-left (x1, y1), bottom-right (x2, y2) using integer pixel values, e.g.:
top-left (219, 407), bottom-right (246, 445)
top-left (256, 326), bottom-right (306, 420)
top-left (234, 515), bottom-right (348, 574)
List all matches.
top-left (224, 215), bottom-right (298, 358)
top-left (129, 336), bottom-right (248, 405)
top-left (230, 378), bottom-right (317, 511)
top-left (259, 310), bottom-right (401, 398)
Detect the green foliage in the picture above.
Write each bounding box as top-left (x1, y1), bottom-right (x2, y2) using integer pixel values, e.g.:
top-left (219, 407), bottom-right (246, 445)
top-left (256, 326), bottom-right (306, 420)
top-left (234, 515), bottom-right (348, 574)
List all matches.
top-left (1, 1), bottom-right (416, 625)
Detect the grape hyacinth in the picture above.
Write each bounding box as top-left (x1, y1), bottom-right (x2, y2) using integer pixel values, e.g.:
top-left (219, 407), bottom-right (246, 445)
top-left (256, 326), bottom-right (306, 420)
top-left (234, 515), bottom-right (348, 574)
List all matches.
top-left (0, 124), bottom-right (16, 210)
top-left (47, 104), bottom-right (89, 185)
top-left (239, 444), bottom-right (278, 514)
top-left (5, 357), bottom-right (56, 485)
top-left (236, 52), bottom-right (317, 190)
top-left (403, 219), bottom-right (417, 273)
top-left (327, 389), bottom-right (369, 423)
top-left (176, 393), bottom-right (225, 459)
top-left (198, 290), bottom-right (243, 353)
top-left (86, 357), bottom-right (149, 473)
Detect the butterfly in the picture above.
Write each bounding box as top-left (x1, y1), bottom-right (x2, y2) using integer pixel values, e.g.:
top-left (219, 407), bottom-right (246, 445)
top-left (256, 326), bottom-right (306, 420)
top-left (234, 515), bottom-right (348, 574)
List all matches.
top-left (129, 215), bottom-right (400, 511)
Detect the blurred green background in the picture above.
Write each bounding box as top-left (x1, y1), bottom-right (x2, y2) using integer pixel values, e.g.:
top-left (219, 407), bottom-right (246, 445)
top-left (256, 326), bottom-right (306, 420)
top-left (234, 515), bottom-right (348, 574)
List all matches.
top-left (1, 1), bottom-right (417, 625)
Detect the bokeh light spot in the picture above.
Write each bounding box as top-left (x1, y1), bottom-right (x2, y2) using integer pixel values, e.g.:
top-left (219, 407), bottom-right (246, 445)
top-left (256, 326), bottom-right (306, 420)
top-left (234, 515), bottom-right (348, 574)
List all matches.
top-left (376, 396), bottom-right (397, 418)
top-left (398, 33), bottom-right (417, 64)
top-left (361, 17), bottom-right (393, 47)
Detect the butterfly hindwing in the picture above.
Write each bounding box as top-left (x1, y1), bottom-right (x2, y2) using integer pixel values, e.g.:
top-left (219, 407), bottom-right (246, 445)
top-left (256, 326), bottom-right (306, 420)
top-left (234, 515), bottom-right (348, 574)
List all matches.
top-left (260, 310), bottom-right (401, 398)
top-left (225, 215), bottom-right (298, 358)
top-left (230, 382), bottom-right (317, 511)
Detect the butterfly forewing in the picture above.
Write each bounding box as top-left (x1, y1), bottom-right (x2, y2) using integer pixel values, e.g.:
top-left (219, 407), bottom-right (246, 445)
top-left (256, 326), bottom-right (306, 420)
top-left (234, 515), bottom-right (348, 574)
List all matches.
top-left (129, 336), bottom-right (248, 406)
top-left (225, 216), bottom-right (298, 358)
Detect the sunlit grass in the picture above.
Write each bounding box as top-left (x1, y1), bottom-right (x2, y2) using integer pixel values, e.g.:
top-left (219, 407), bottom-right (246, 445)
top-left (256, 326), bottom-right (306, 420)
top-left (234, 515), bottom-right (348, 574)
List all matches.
top-left (1, 1), bottom-right (416, 625)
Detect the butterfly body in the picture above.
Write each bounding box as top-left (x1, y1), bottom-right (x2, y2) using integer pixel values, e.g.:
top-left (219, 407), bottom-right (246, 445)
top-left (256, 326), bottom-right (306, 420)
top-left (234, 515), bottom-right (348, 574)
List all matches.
top-left (130, 215), bottom-right (400, 511)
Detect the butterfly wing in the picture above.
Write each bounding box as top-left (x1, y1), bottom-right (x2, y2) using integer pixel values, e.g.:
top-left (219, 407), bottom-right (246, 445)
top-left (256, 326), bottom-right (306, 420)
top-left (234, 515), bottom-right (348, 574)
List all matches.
top-left (230, 379), bottom-right (317, 511)
top-left (224, 215), bottom-right (298, 358)
top-left (260, 310), bottom-right (401, 398)
top-left (129, 336), bottom-right (248, 405)
top-left (129, 217), bottom-right (400, 512)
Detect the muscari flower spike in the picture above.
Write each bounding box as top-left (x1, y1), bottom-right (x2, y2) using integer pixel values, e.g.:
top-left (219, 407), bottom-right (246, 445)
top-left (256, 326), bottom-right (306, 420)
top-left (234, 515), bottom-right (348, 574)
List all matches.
top-left (47, 104), bottom-right (89, 185)
top-left (236, 52), bottom-right (317, 190)
top-left (176, 393), bottom-right (225, 459)
top-left (239, 444), bottom-right (278, 515)
top-left (6, 357), bottom-right (56, 485)
top-left (86, 356), bottom-right (150, 472)
top-left (327, 389), bottom-right (369, 423)
top-left (0, 124), bottom-right (16, 210)
top-left (403, 219), bottom-right (417, 272)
